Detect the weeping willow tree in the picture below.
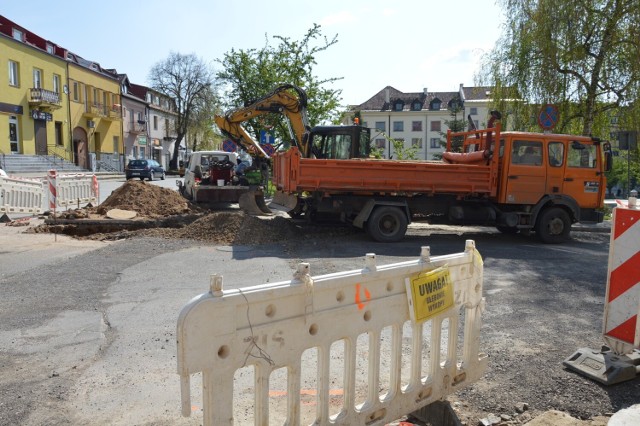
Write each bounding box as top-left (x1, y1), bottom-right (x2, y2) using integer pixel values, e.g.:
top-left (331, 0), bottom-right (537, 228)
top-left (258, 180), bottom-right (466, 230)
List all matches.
top-left (478, 0), bottom-right (640, 138)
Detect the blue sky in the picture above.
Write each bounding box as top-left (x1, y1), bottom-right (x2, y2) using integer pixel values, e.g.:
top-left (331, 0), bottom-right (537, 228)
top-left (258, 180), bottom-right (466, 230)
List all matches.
top-left (2, 0), bottom-right (503, 105)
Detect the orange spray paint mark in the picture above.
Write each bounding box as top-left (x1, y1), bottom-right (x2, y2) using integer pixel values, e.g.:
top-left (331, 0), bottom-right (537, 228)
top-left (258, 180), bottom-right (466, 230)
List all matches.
top-left (355, 283), bottom-right (371, 310)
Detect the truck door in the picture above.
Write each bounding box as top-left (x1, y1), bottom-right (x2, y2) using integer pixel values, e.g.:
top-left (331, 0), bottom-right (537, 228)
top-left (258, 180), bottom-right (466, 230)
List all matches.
top-left (504, 139), bottom-right (546, 204)
top-left (546, 141), bottom-right (565, 195)
top-left (562, 142), bottom-right (604, 209)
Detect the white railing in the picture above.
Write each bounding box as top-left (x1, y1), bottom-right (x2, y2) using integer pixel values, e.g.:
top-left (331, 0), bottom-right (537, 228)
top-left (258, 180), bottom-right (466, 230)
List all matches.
top-left (177, 240), bottom-right (487, 425)
top-left (0, 175), bottom-right (45, 215)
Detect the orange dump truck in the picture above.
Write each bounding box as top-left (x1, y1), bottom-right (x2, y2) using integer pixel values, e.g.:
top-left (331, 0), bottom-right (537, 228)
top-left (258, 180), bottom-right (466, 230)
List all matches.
top-left (271, 114), bottom-right (613, 243)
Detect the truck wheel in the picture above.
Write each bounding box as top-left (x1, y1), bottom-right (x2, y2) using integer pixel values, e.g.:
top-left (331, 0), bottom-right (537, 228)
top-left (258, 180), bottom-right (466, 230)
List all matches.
top-left (366, 206), bottom-right (408, 243)
top-left (536, 207), bottom-right (571, 244)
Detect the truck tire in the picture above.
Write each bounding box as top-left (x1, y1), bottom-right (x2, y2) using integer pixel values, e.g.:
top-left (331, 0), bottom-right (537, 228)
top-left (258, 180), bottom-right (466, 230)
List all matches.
top-left (536, 207), bottom-right (571, 244)
top-left (366, 206), bottom-right (408, 243)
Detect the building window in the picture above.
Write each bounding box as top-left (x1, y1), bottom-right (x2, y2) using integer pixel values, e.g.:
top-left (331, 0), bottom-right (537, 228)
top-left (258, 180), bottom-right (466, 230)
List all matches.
top-left (55, 122), bottom-right (63, 146)
top-left (430, 121), bottom-right (441, 132)
top-left (411, 101), bottom-right (422, 111)
top-left (72, 81), bottom-right (79, 101)
top-left (33, 68), bottom-right (43, 89)
top-left (412, 121), bottom-right (422, 132)
top-left (375, 121), bottom-right (385, 132)
top-left (153, 116), bottom-right (158, 130)
top-left (412, 138), bottom-right (423, 149)
top-left (362, 121), bottom-right (368, 128)
top-left (393, 121), bottom-right (404, 132)
top-left (470, 107), bottom-right (478, 115)
top-left (113, 136), bottom-right (119, 154)
top-left (8, 60), bottom-right (19, 87)
top-left (430, 100), bottom-right (442, 110)
top-left (394, 100), bottom-right (404, 111)
top-left (53, 74), bottom-right (60, 93)
top-left (375, 138), bottom-right (385, 149)
top-left (12, 28), bottom-right (23, 41)
top-left (46, 44), bottom-right (54, 54)
top-left (430, 138), bottom-right (441, 148)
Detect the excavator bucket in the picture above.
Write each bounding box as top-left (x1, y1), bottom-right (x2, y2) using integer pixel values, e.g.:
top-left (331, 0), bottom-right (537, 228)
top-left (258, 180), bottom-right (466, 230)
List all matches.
top-left (238, 189), bottom-right (272, 215)
top-left (269, 191), bottom-right (299, 212)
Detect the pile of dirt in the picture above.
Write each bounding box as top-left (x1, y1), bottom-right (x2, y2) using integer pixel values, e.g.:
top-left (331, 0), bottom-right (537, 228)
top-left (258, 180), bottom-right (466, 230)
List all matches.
top-left (134, 211), bottom-right (299, 245)
top-left (96, 180), bottom-right (190, 218)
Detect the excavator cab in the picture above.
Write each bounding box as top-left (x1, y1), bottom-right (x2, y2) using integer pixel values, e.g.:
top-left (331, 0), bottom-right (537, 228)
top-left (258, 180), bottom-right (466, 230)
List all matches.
top-left (308, 125), bottom-right (371, 159)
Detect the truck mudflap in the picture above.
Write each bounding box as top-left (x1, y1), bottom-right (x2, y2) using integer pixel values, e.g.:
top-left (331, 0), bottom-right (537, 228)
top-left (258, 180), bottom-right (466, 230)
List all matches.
top-left (238, 189), bottom-right (272, 215)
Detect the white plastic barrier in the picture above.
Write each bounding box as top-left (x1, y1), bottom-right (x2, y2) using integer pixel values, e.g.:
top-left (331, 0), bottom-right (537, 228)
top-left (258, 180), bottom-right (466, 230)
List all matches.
top-left (51, 172), bottom-right (98, 208)
top-left (0, 175), bottom-right (45, 215)
top-left (177, 240), bottom-right (487, 425)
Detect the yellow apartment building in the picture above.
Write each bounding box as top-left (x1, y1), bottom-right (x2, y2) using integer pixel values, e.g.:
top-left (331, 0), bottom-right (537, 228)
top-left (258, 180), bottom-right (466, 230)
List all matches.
top-left (0, 16), bottom-right (70, 159)
top-left (66, 52), bottom-right (122, 170)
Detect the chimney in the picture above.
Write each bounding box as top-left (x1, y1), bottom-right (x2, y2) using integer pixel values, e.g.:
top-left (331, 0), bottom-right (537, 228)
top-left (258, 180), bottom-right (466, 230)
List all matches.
top-left (385, 88), bottom-right (390, 104)
top-left (423, 87), bottom-right (428, 95)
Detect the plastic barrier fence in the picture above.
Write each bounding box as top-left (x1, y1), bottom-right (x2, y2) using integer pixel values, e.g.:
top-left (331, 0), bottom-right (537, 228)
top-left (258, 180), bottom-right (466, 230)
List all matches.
top-left (603, 197), bottom-right (640, 355)
top-left (0, 175), bottom-right (45, 215)
top-left (51, 172), bottom-right (98, 208)
top-left (177, 240), bottom-right (486, 425)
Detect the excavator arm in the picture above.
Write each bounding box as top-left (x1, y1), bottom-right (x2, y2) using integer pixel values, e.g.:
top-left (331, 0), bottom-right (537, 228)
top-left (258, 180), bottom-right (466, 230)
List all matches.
top-left (214, 84), bottom-right (312, 158)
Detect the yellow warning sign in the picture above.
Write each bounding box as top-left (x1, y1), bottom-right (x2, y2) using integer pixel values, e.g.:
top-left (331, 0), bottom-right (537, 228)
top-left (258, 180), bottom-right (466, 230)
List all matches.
top-left (405, 266), bottom-right (454, 323)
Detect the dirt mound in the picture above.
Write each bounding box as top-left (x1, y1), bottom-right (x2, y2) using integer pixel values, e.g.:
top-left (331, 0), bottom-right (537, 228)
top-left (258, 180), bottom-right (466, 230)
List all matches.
top-left (96, 180), bottom-right (190, 217)
top-left (132, 211), bottom-right (297, 245)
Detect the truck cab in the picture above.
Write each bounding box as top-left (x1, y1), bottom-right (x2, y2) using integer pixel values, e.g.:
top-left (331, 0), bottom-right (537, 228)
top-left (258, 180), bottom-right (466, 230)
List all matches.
top-left (493, 133), bottom-right (610, 241)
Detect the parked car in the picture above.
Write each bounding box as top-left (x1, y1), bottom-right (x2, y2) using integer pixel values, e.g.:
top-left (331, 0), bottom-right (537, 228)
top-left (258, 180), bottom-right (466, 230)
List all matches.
top-left (125, 159), bottom-right (166, 181)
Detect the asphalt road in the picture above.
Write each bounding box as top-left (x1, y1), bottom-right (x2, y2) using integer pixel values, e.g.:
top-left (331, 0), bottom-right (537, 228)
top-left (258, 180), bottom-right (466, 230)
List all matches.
top-left (2, 206), bottom-right (637, 426)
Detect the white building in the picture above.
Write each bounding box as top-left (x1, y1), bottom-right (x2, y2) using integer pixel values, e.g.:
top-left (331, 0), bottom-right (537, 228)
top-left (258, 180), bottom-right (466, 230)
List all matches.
top-left (352, 84), bottom-right (493, 160)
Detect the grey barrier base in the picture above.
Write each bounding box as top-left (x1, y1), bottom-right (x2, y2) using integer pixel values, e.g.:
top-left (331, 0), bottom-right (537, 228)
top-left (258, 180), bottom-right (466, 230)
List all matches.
top-left (563, 346), bottom-right (640, 385)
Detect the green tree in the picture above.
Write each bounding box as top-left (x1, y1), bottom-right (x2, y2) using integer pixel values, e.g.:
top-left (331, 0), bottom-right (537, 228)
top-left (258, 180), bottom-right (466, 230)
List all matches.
top-left (608, 147), bottom-right (640, 196)
top-left (216, 24), bottom-right (342, 149)
top-left (441, 97), bottom-right (467, 153)
top-left (148, 52), bottom-right (216, 169)
top-left (186, 85), bottom-right (222, 152)
top-left (479, 0), bottom-right (640, 138)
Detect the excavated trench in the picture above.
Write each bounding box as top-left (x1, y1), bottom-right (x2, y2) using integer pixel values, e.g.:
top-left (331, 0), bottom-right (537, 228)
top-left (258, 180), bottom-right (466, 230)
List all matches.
top-left (29, 180), bottom-right (354, 245)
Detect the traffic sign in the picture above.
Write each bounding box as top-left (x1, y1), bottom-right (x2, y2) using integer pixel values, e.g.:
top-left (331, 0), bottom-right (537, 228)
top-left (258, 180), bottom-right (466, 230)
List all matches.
top-left (222, 140), bottom-right (237, 152)
top-left (538, 104), bottom-right (559, 130)
top-left (260, 130), bottom-right (274, 145)
top-left (260, 143), bottom-right (275, 156)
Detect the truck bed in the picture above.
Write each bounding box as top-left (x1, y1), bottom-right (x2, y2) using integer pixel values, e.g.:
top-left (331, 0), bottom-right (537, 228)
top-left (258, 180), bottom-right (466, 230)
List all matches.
top-left (272, 148), bottom-right (494, 196)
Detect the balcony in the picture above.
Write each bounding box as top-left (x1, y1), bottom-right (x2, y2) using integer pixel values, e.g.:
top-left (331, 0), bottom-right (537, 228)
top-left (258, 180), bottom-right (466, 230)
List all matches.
top-left (83, 102), bottom-right (105, 118)
top-left (128, 123), bottom-right (146, 134)
top-left (105, 104), bottom-right (122, 121)
top-left (28, 88), bottom-right (62, 110)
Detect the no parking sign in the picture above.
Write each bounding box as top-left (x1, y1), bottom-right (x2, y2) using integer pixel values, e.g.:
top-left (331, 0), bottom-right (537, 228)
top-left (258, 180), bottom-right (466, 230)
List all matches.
top-left (222, 139), bottom-right (237, 152)
top-left (538, 104), bottom-right (559, 131)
